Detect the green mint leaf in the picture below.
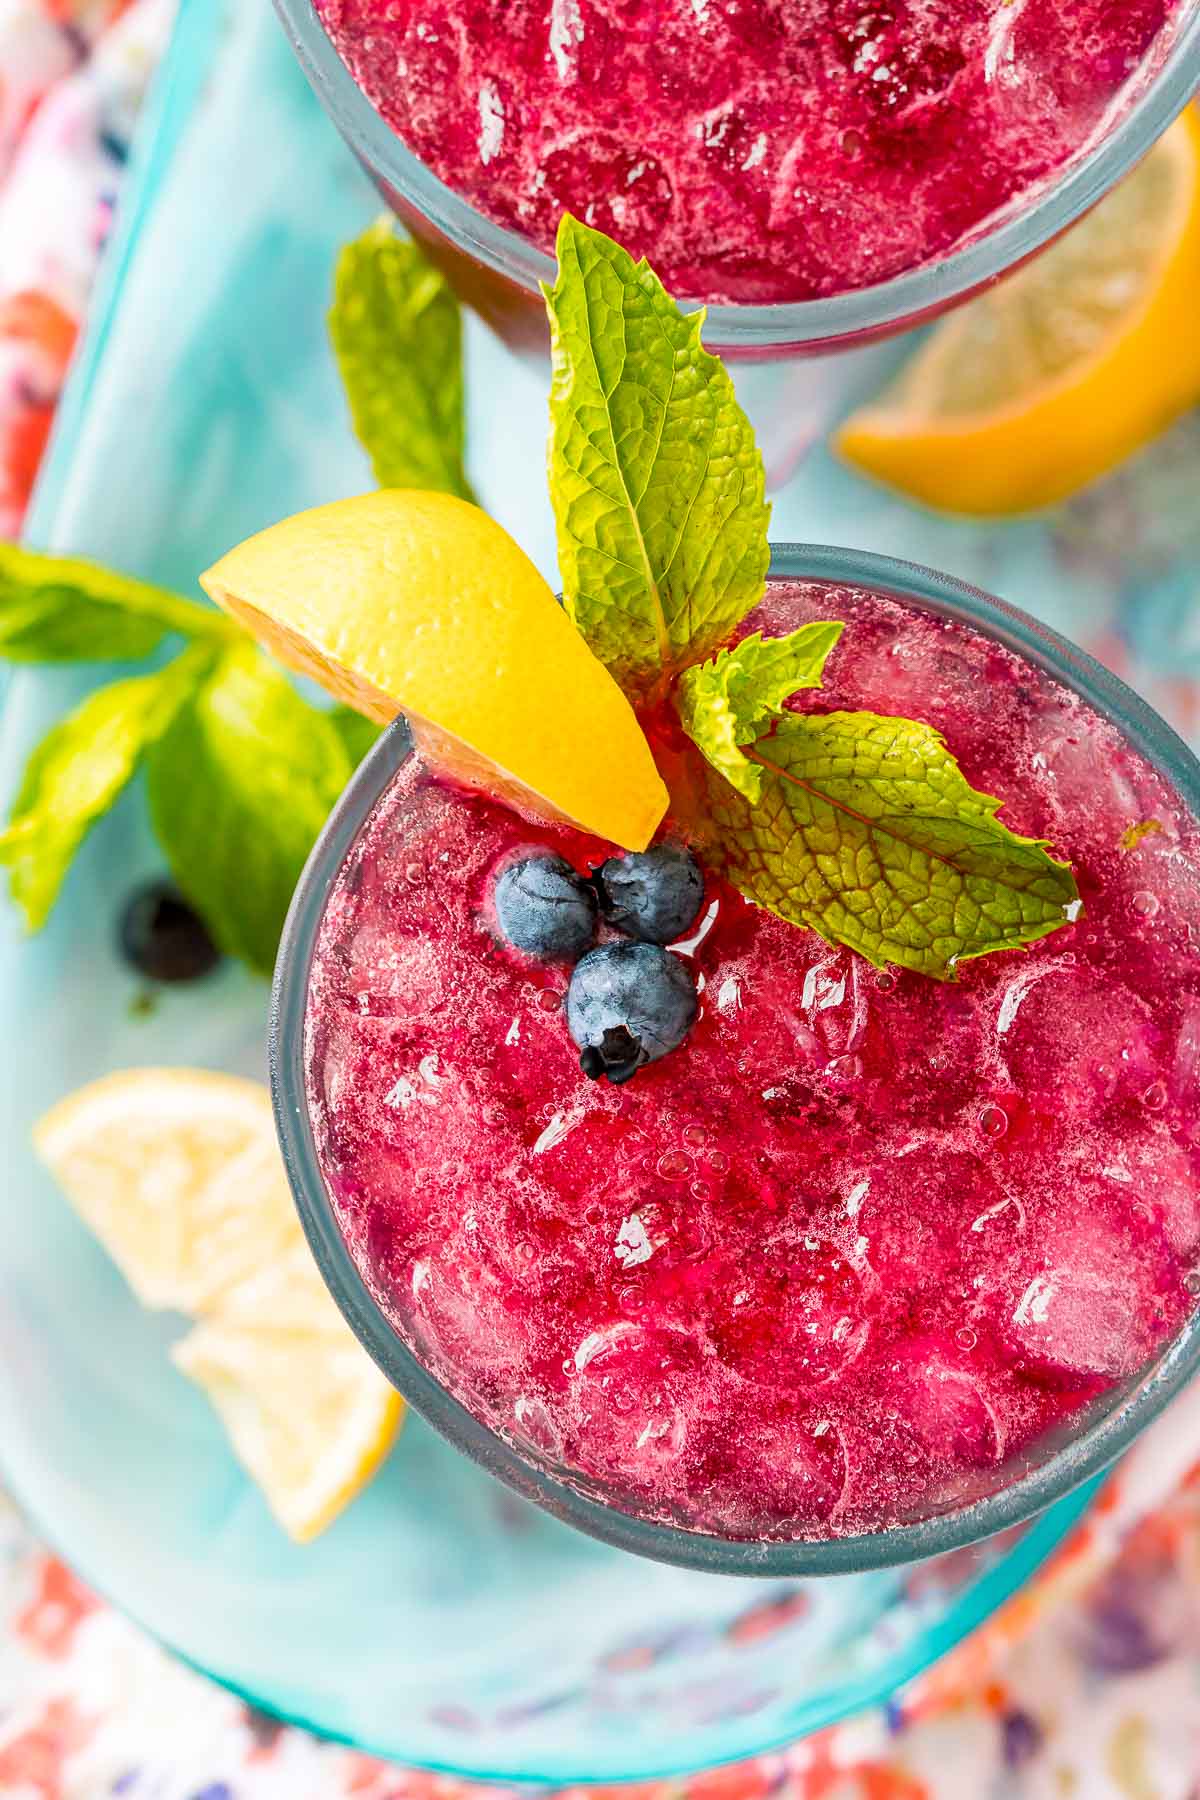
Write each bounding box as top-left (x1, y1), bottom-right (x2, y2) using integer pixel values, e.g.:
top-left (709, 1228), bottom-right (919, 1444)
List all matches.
top-left (331, 218), bottom-right (476, 502)
top-left (327, 703), bottom-right (383, 767)
top-left (544, 215), bottom-right (770, 699)
top-left (0, 544), bottom-right (229, 663)
top-left (146, 644), bottom-right (355, 975)
top-left (701, 710), bottom-right (1079, 978)
top-left (0, 649), bottom-right (207, 930)
top-left (677, 622), bottom-right (844, 802)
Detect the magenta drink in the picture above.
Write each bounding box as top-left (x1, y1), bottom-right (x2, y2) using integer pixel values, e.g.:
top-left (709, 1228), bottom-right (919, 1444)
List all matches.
top-left (313, 0), bottom-right (1187, 303)
top-left (304, 576), bottom-right (1200, 1542)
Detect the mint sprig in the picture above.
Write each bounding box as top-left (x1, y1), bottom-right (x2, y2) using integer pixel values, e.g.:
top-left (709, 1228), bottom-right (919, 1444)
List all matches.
top-left (676, 623), bottom-right (844, 802)
top-left (544, 215), bottom-right (770, 700)
top-left (0, 224), bottom-right (456, 972)
top-left (0, 544), bottom-right (232, 662)
top-left (0, 554), bottom-right (372, 972)
top-left (0, 648), bottom-right (211, 930)
top-left (0, 558), bottom-right (375, 973)
top-left (331, 219), bottom-right (476, 503)
top-left (146, 646), bottom-right (357, 973)
top-left (697, 711), bottom-right (1079, 978)
top-left (544, 217), bottom-right (1079, 974)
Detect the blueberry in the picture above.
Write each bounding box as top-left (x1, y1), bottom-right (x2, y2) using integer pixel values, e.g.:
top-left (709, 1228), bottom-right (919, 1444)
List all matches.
top-left (493, 852), bottom-right (597, 962)
top-left (597, 845), bottom-right (704, 944)
top-left (567, 942), bottom-right (698, 1083)
top-left (118, 880), bottom-right (221, 983)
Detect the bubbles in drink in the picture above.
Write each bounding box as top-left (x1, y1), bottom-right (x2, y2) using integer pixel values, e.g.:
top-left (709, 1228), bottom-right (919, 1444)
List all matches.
top-left (314, 0), bottom-right (1183, 302)
top-left (306, 581), bottom-right (1200, 1539)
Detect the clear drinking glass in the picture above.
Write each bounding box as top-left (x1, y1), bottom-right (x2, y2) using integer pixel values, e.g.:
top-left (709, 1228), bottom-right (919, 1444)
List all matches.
top-left (271, 544), bottom-right (1200, 1578)
top-left (274, 0), bottom-right (1200, 473)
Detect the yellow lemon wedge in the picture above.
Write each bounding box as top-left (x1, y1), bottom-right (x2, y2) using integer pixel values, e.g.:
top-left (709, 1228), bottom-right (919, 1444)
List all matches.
top-left (201, 489), bottom-right (667, 851)
top-left (835, 107), bottom-right (1200, 516)
top-left (34, 1069), bottom-right (401, 1542)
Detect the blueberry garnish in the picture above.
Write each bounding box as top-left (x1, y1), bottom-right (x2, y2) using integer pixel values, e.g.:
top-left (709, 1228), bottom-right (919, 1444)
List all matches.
top-left (118, 880), bottom-right (221, 983)
top-left (494, 852), bottom-right (598, 963)
top-left (597, 845), bottom-right (704, 944)
top-left (567, 942), bottom-right (698, 1083)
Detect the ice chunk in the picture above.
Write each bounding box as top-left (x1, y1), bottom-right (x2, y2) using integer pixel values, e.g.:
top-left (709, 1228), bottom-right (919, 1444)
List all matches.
top-left (568, 1324), bottom-right (700, 1479)
top-left (327, 920), bottom-right (448, 1020)
top-left (1171, 999), bottom-right (1200, 1108)
top-left (1004, 969), bottom-right (1159, 1112)
top-left (885, 1336), bottom-right (1003, 1464)
top-left (1100, 1131), bottom-right (1200, 1259)
top-left (709, 1238), bottom-right (867, 1388)
top-left (614, 1213), bottom-right (654, 1269)
top-left (854, 1148), bottom-right (1014, 1307)
top-left (697, 1404), bottom-right (847, 1534)
top-left (802, 948), bottom-right (868, 1061)
top-left (513, 1394), bottom-right (561, 1456)
top-left (1006, 1226), bottom-right (1159, 1378)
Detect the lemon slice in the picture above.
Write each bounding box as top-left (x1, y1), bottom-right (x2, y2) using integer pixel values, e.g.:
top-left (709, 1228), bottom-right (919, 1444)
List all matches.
top-left (33, 1070), bottom-right (296, 1314)
top-left (35, 1069), bottom-right (402, 1541)
top-left (201, 489), bottom-right (667, 851)
top-left (836, 107), bottom-right (1200, 515)
top-left (172, 1246), bottom-right (399, 1544)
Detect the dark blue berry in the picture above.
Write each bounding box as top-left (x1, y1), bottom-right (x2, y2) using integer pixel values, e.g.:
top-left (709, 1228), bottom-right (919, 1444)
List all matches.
top-left (118, 880), bottom-right (221, 982)
top-left (493, 852), bottom-right (597, 962)
top-left (597, 845), bottom-right (704, 944)
top-left (567, 942), bottom-right (697, 1083)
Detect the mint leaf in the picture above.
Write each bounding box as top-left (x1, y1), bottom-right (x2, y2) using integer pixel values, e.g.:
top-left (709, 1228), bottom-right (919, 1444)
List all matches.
top-left (544, 215), bottom-right (770, 699)
top-left (677, 623), bottom-right (844, 801)
top-left (700, 711), bottom-right (1079, 977)
top-left (0, 650), bottom-right (207, 929)
top-left (146, 645), bottom-right (355, 974)
top-left (331, 218), bottom-right (476, 502)
top-left (327, 703), bottom-right (383, 767)
top-left (0, 544), bottom-right (228, 662)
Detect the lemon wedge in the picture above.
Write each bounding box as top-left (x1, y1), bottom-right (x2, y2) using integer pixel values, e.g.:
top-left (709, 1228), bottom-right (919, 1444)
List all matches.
top-left (35, 1069), bottom-right (401, 1541)
top-left (201, 489), bottom-right (667, 851)
top-left (172, 1245), bottom-right (398, 1544)
top-left (836, 107), bottom-right (1200, 516)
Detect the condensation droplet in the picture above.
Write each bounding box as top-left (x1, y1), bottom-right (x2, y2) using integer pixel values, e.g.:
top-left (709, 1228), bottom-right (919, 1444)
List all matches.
top-left (955, 1326), bottom-right (977, 1350)
top-left (682, 1123), bottom-right (707, 1147)
top-left (1142, 1080), bottom-right (1168, 1111)
top-left (657, 1150), bottom-right (692, 1181)
top-left (707, 1149), bottom-right (731, 1175)
top-left (1132, 889), bottom-right (1160, 919)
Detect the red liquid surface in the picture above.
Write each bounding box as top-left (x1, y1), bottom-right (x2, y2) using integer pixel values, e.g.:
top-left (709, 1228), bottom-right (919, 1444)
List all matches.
top-left (316, 0), bottom-right (1182, 302)
top-left (306, 582), bottom-right (1200, 1540)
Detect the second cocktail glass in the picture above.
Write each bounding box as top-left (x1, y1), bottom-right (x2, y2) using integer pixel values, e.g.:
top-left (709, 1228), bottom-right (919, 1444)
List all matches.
top-left (275, 0), bottom-right (1200, 473)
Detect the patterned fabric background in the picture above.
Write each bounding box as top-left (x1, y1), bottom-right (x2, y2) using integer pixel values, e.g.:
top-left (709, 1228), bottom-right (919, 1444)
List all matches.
top-left (4, 4), bottom-right (1200, 1796)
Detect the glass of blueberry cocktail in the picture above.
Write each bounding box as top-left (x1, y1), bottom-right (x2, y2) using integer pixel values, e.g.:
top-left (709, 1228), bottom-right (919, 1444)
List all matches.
top-left (279, 0), bottom-right (1200, 357)
top-left (271, 539), bottom-right (1200, 1573)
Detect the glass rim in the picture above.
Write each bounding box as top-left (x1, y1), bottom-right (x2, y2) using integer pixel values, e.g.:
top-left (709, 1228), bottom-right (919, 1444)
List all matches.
top-left (273, 0), bottom-right (1200, 349)
top-left (271, 543), bottom-right (1200, 1576)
